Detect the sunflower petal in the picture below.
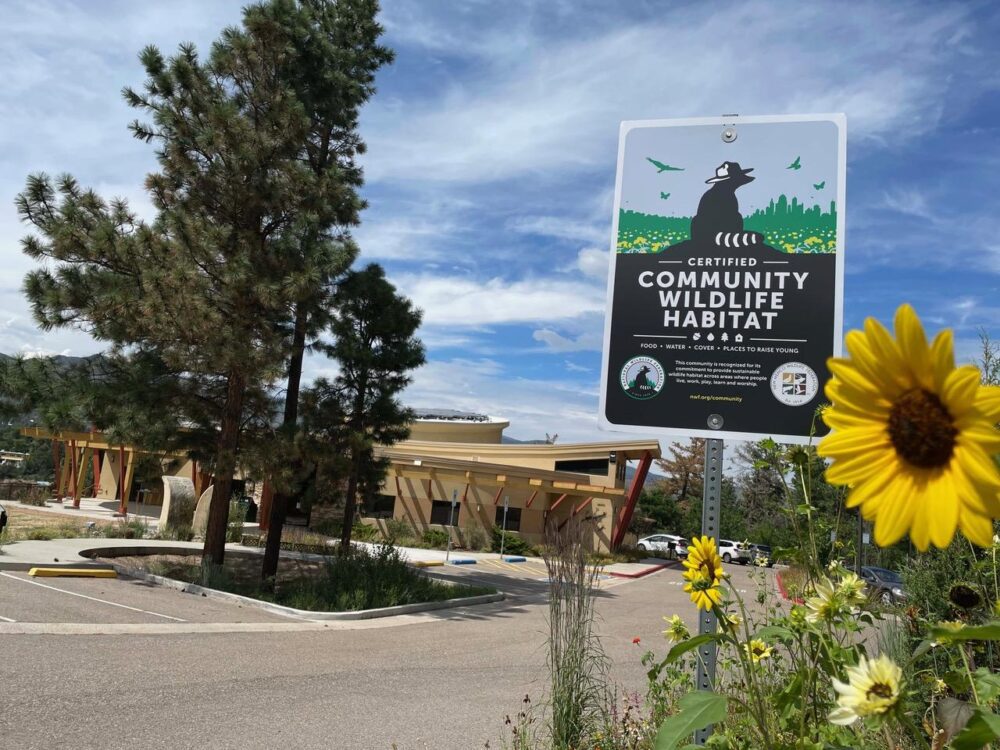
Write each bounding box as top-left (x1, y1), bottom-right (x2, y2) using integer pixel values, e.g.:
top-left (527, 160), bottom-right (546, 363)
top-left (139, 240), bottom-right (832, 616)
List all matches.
top-left (929, 329), bottom-right (956, 391)
top-left (894, 304), bottom-right (932, 388)
top-left (941, 366), bottom-right (981, 415)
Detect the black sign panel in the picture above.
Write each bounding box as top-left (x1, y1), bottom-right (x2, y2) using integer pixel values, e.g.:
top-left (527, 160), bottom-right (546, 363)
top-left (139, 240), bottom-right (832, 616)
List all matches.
top-left (599, 115), bottom-right (845, 443)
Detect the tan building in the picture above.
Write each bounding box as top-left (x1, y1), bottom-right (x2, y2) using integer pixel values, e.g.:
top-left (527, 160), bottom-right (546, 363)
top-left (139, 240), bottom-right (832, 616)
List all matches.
top-left (357, 410), bottom-right (659, 553)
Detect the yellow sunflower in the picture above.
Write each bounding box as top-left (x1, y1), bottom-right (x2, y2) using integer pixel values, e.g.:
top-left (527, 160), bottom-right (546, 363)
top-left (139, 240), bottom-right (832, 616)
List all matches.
top-left (662, 615), bottom-right (691, 643)
top-left (743, 639), bottom-right (773, 663)
top-left (682, 536), bottom-right (725, 611)
top-left (829, 654), bottom-right (902, 725)
top-left (818, 304), bottom-right (1000, 550)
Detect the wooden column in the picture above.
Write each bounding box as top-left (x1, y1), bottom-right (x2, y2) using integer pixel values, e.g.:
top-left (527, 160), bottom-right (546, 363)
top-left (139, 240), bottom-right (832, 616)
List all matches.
top-left (117, 446), bottom-right (127, 515)
top-left (74, 446), bottom-right (91, 508)
top-left (68, 440), bottom-right (79, 508)
top-left (122, 451), bottom-right (136, 512)
top-left (52, 441), bottom-right (63, 503)
top-left (92, 450), bottom-right (102, 497)
top-left (611, 450), bottom-right (652, 550)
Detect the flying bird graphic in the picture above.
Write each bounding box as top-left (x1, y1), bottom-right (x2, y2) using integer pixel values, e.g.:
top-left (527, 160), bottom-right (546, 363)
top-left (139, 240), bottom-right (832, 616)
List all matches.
top-left (786, 156), bottom-right (801, 170)
top-left (813, 181), bottom-right (825, 190)
top-left (646, 158), bottom-right (684, 173)
top-left (660, 192), bottom-right (670, 200)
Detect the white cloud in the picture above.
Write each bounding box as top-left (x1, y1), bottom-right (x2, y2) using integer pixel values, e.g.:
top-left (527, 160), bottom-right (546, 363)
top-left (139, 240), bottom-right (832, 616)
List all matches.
top-left (532, 328), bottom-right (602, 353)
top-left (564, 360), bottom-right (590, 373)
top-left (576, 247), bottom-right (609, 281)
top-left (507, 216), bottom-right (608, 245)
top-left (363, 2), bottom-right (975, 185)
top-left (404, 356), bottom-right (607, 443)
top-left (881, 188), bottom-right (934, 221)
top-left (355, 215), bottom-right (455, 261)
top-left (395, 272), bottom-right (605, 326)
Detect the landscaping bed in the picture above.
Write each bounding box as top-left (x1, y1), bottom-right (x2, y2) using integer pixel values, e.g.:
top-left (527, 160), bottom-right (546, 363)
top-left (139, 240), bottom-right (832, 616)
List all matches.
top-left (101, 544), bottom-right (495, 613)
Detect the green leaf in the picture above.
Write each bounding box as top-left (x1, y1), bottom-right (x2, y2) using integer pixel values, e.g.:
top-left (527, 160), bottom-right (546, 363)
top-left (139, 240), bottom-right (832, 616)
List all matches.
top-left (951, 708), bottom-right (1000, 750)
top-left (938, 697), bottom-right (976, 741)
top-left (755, 625), bottom-right (795, 644)
top-left (663, 633), bottom-right (723, 665)
top-left (911, 638), bottom-right (934, 660)
top-left (930, 622), bottom-right (1000, 642)
top-left (973, 668), bottom-right (1000, 703)
top-left (654, 691), bottom-right (728, 750)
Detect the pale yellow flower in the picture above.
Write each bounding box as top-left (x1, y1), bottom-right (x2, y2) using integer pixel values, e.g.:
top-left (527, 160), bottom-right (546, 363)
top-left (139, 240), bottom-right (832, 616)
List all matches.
top-left (818, 304), bottom-right (1000, 550)
top-left (662, 615), bottom-right (690, 644)
top-left (743, 639), bottom-right (773, 663)
top-left (837, 572), bottom-right (868, 608)
top-left (829, 654), bottom-right (902, 725)
top-left (805, 577), bottom-right (839, 623)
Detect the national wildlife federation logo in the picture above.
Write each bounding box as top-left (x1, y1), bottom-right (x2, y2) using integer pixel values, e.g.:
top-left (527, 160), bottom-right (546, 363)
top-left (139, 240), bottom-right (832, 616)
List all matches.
top-left (769, 362), bottom-right (819, 406)
top-left (620, 356), bottom-right (665, 400)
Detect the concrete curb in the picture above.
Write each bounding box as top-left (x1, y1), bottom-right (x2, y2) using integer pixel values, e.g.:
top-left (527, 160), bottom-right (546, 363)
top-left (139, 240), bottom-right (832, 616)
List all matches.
top-left (607, 563), bottom-right (669, 579)
top-left (99, 557), bottom-right (505, 621)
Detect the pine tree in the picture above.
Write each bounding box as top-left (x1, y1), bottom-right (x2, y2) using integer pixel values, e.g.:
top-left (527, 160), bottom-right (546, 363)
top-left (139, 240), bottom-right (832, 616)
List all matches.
top-left (13, 3), bottom-right (383, 566)
top-left (317, 264), bottom-right (425, 552)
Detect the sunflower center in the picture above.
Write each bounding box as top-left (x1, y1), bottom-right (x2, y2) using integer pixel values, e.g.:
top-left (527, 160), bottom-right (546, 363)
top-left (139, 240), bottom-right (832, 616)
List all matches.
top-left (887, 389), bottom-right (957, 468)
top-left (866, 682), bottom-right (894, 701)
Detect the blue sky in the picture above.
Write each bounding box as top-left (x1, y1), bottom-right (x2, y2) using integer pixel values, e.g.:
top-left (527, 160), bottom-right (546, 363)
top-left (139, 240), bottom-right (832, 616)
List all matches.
top-left (1, 0), bottom-right (999, 443)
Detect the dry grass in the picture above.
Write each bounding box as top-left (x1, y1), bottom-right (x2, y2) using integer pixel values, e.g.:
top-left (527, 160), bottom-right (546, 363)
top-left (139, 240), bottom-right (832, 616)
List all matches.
top-left (0, 506), bottom-right (111, 543)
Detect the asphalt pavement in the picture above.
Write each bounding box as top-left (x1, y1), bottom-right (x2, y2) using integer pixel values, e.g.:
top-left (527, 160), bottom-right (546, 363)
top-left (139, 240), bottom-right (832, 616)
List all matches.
top-left (0, 556), bottom-right (776, 749)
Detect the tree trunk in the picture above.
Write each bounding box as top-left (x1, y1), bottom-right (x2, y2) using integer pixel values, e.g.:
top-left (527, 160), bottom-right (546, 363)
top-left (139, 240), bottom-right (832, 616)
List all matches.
top-left (338, 449), bottom-right (362, 554)
top-left (261, 305), bottom-right (308, 581)
top-left (338, 389), bottom-right (367, 554)
top-left (203, 369), bottom-right (246, 567)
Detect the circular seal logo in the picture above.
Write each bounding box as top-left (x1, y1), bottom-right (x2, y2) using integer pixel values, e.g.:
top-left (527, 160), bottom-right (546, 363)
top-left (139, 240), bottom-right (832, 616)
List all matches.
top-left (770, 362), bottom-right (819, 406)
top-left (620, 356), bottom-right (665, 400)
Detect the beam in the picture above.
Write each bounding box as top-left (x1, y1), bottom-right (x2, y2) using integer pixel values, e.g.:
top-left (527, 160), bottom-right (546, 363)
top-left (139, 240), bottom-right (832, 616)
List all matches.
top-left (549, 493), bottom-right (569, 512)
top-left (611, 450), bottom-right (652, 550)
top-left (74, 446), bottom-right (92, 508)
top-left (461, 483), bottom-right (470, 504)
top-left (492, 485), bottom-right (505, 505)
top-left (572, 496), bottom-right (593, 516)
top-left (525, 490), bottom-right (538, 508)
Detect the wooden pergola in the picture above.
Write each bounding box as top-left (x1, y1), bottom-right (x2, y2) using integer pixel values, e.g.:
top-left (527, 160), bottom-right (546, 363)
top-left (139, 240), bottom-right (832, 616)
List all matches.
top-left (18, 427), bottom-right (199, 515)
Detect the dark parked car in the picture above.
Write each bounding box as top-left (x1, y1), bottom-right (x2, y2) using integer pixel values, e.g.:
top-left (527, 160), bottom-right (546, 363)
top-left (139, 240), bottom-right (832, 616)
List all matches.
top-left (748, 543), bottom-right (774, 567)
top-left (860, 566), bottom-right (906, 604)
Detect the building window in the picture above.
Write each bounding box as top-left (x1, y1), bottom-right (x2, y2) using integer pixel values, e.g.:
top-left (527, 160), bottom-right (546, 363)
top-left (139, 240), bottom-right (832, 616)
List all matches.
top-left (363, 494), bottom-right (395, 519)
top-left (495, 505), bottom-right (521, 532)
top-left (431, 499), bottom-right (460, 526)
top-left (554, 458), bottom-right (610, 476)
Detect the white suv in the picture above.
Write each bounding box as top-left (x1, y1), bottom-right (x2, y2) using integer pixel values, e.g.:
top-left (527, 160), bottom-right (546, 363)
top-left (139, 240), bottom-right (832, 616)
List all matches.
top-left (717, 539), bottom-right (749, 564)
top-left (637, 534), bottom-right (688, 558)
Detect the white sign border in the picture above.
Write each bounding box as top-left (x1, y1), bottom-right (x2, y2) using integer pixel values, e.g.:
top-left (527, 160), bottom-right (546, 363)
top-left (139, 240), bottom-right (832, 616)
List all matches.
top-left (597, 113), bottom-right (847, 446)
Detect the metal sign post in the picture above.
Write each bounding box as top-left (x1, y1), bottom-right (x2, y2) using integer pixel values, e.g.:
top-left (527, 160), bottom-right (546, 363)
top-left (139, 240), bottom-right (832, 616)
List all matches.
top-left (694, 438), bottom-right (724, 745)
top-left (445, 489), bottom-right (457, 562)
top-left (500, 495), bottom-right (509, 557)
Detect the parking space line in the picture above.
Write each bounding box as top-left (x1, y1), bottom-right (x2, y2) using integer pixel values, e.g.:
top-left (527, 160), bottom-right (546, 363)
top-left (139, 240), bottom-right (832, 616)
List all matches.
top-left (0, 614), bottom-right (16, 623)
top-left (0, 572), bottom-right (186, 622)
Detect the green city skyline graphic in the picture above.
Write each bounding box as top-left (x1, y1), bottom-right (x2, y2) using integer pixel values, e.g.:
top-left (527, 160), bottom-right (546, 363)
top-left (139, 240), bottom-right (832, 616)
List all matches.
top-left (616, 194), bottom-right (837, 254)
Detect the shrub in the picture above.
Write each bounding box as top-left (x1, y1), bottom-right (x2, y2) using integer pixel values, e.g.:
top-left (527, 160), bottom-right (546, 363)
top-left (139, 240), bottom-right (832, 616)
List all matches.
top-left (383, 518), bottom-right (413, 541)
top-left (351, 523), bottom-right (379, 542)
top-left (310, 516), bottom-right (341, 537)
top-left (226, 501), bottom-right (246, 543)
top-left (158, 524), bottom-right (194, 542)
top-left (101, 518), bottom-right (149, 539)
top-left (465, 526), bottom-right (488, 551)
top-left (491, 526), bottom-right (533, 556)
top-left (421, 528), bottom-right (450, 548)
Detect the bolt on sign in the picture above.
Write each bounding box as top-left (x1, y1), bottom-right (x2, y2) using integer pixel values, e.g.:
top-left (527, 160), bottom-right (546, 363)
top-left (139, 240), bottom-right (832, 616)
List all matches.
top-left (598, 114), bottom-right (846, 444)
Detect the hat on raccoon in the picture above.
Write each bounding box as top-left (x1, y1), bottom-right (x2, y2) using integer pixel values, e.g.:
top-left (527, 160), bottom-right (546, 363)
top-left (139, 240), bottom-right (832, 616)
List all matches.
top-left (705, 161), bottom-right (754, 184)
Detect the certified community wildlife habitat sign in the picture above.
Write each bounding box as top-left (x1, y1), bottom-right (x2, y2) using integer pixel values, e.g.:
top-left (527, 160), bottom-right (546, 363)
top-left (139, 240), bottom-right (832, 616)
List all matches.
top-left (598, 114), bottom-right (846, 444)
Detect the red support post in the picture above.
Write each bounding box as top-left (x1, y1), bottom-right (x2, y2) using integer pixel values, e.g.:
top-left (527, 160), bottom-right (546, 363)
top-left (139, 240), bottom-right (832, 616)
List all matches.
top-left (69, 440), bottom-right (79, 508)
top-left (492, 485), bottom-right (505, 505)
top-left (525, 490), bottom-right (538, 508)
top-left (117, 446), bottom-right (127, 515)
top-left (92, 450), bottom-right (102, 498)
top-left (572, 496), bottom-right (593, 516)
top-left (611, 450), bottom-right (652, 550)
top-left (549, 493), bottom-right (569, 512)
top-left (52, 441), bottom-right (63, 503)
top-left (461, 483), bottom-right (470, 503)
